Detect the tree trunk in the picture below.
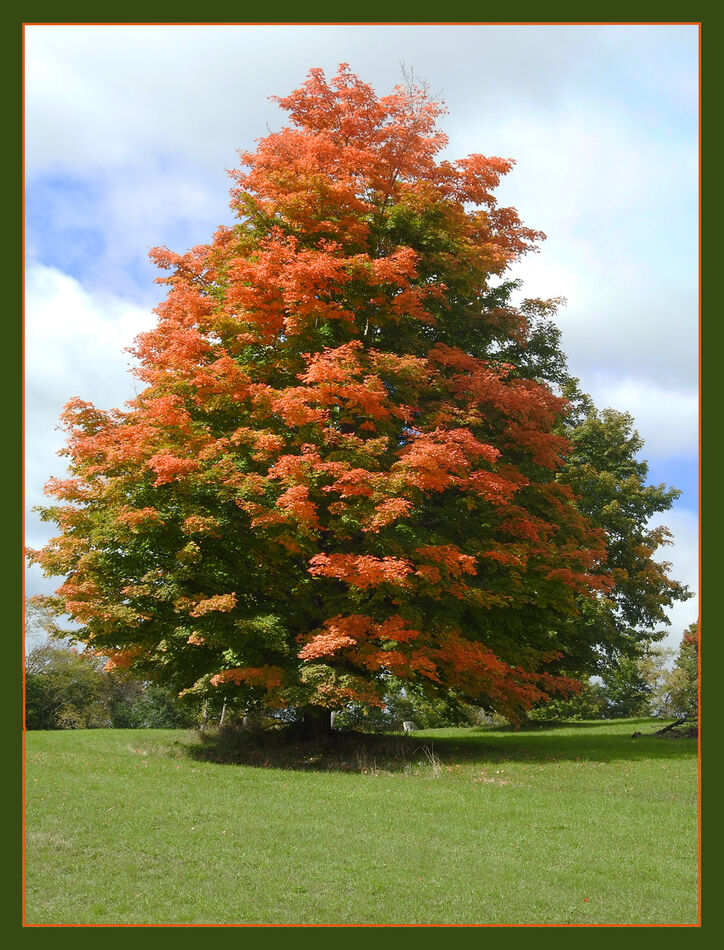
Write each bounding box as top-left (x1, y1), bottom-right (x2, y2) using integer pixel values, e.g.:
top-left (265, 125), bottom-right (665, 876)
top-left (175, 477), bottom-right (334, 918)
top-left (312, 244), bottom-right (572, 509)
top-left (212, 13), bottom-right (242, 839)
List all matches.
top-left (300, 705), bottom-right (333, 741)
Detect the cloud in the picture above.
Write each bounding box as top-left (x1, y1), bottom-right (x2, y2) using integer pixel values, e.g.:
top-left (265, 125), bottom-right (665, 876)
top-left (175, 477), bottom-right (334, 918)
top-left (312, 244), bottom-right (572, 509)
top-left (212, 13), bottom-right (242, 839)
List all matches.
top-left (467, 101), bottom-right (698, 394)
top-left (25, 263), bottom-right (153, 409)
top-left (25, 24), bottom-right (697, 178)
top-left (648, 508), bottom-right (699, 649)
top-left (25, 264), bottom-right (154, 544)
top-left (582, 374), bottom-right (698, 459)
top-left (26, 163), bottom-right (232, 300)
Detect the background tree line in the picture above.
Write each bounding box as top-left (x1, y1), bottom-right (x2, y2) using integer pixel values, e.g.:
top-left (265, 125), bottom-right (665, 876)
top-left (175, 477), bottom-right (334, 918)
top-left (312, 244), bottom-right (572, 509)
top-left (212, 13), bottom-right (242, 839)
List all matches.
top-left (25, 594), bottom-right (697, 731)
top-left (24, 640), bottom-right (197, 731)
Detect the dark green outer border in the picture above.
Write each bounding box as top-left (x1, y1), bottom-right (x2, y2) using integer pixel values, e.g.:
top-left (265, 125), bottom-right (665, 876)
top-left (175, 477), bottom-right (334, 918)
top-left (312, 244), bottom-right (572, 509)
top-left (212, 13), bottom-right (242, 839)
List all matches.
top-left (8, 3), bottom-right (709, 942)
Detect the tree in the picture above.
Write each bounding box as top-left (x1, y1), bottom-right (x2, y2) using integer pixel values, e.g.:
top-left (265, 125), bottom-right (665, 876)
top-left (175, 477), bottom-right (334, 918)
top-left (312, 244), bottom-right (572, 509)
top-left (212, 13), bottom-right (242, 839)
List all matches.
top-left (30, 65), bottom-right (665, 731)
top-left (636, 645), bottom-right (676, 717)
top-left (24, 638), bottom-right (197, 730)
top-left (377, 677), bottom-right (473, 729)
top-left (554, 389), bottom-right (691, 675)
top-left (24, 595), bottom-right (67, 647)
top-left (599, 654), bottom-right (652, 718)
top-left (101, 675), bottom-right (197, 729)
top-left (528, 647), bottom-right (677, 722)
top-left (667, 621), bottom-right (699, 718)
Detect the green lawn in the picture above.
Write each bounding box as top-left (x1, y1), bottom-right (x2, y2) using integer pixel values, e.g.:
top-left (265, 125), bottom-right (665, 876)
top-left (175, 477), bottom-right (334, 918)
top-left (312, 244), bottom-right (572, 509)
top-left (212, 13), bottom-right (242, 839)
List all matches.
top-left (24, 719), bottom-right (699, 926)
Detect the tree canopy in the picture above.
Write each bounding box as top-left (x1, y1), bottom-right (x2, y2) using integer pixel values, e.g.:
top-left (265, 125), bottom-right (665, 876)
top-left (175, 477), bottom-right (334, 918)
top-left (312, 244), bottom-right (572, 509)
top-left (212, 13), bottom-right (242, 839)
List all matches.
top-left (28, 65), bottom-right (688, 727)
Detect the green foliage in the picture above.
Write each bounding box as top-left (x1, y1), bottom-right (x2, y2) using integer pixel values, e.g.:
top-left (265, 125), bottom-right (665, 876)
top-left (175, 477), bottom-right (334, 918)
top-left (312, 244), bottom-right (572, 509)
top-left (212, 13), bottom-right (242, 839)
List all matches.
top-left (599, 654), bottom-right (652, 718)
top-left (332, 678), bottom-right (474, 731)
top-left (636, 645), bottom-right (676, 717)
top-left (105, 681), bottom-right (197, 729)
top-left (383, 682), bottom-right (475, 729)
top-left (528, 635), bottom-right (697, 723)
top-left (528, 680), bottom-right (608, 721)
top-left (332, 702), bottom-right (393, 732)
top-left (25, 642), bottom-right (108, 730)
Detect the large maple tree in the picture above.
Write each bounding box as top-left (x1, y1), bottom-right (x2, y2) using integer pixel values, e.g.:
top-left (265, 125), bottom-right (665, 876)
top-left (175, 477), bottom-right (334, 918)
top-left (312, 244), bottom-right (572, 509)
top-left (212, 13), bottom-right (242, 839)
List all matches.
top-left (31, 66), bottom-right (623, 727)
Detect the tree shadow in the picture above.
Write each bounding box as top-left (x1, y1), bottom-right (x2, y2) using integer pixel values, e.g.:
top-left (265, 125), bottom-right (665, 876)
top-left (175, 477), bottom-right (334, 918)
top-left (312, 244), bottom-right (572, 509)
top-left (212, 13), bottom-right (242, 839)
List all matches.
top-left (185, 719), bottom-right (697, 774)
top-left (187, 726), bottom-right (421, 774)
top-left (414, 722), bottom-right (698, 767)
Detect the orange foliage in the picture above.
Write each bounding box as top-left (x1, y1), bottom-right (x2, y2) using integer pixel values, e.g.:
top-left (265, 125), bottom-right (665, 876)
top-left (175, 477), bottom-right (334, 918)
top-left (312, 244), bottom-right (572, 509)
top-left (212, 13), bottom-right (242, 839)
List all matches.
top-left (186, 593), bottom-right (238, 618)
top-left (211, 667), bottom-right (284, 689)
top-left (308, 554), bottom-right (413, 588)
top-left (103, 647), bottom-right (145, 672)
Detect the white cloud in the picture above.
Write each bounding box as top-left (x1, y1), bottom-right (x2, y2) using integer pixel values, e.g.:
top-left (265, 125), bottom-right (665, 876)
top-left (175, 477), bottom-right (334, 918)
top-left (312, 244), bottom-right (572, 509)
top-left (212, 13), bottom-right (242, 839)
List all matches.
top-left (466, 102), bottom-right (698, 395)
top-left (24, 24), bottom-right (697, 177)
top-left (25, 265), bottom-right (154, 548)
top-left (582, 375), bottom-right (698, 459)
top-left (26, 160), bottom-right (233, 302)
top-left (648, 508), bottom-right (699, 649)
top-left (25, 263), bottom-right (152, 409)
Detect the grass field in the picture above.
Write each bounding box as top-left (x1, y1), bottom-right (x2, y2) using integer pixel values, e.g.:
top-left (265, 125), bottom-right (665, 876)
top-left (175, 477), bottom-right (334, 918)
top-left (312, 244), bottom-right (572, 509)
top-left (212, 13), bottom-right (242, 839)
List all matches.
top-left (24, 719), bottom-right (699, 926)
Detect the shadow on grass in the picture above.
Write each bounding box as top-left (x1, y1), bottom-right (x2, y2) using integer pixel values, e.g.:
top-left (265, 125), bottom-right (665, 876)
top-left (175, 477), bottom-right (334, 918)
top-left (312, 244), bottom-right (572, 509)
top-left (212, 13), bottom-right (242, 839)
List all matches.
top-left (187, 726), bottom-right (427, 774)
top-left (185, 718), bottom-right (697, 774)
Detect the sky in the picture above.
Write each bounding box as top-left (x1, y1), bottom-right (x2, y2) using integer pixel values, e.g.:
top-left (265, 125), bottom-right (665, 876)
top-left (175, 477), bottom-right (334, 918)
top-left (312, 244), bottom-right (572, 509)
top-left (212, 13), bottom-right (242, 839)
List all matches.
top-left (24, 23), bottom-right (699, 650)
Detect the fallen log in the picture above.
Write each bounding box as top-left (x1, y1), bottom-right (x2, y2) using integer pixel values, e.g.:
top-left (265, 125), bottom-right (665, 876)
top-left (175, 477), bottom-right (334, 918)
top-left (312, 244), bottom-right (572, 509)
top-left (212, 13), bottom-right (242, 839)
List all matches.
top-left (654, 717), bottom-right (694, 735)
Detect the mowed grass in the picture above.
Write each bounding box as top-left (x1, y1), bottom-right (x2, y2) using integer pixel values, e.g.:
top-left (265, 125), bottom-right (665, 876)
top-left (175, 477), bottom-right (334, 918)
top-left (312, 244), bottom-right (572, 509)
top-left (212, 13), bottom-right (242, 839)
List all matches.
top-left (24, 719), bottom-right (698, 926)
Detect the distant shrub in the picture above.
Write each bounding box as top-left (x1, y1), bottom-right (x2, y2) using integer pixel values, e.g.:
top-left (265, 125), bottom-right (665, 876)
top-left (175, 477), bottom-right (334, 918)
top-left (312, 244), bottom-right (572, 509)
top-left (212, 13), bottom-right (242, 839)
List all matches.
top-left (528, 681), bottom-right (608, 721)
